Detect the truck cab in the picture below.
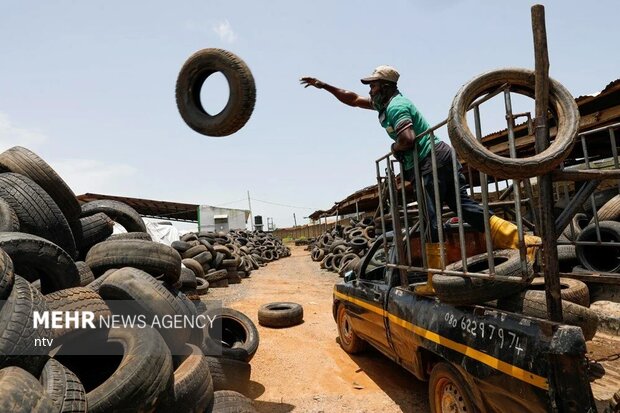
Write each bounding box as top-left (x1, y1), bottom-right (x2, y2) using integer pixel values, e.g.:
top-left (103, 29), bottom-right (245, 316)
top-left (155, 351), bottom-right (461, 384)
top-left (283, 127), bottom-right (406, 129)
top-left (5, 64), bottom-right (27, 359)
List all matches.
top-left (333, 235), bottom-right (598, 413)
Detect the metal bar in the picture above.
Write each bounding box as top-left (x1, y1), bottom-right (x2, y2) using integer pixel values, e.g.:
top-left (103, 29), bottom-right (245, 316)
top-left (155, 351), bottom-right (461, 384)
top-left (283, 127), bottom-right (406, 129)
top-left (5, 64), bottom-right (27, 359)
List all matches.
top-left (386, 264), bottom-right (528, 283)
top-left (554, 179), bottom-right (600, 237)
top-left (375, 162), bottom-right (389, 261)
top-left (429, 133), bottom-right (446, 270)
top-left (452, 147), bottom-right (468, 271)
top-left (532, 4), bottom-right (562, 323)
top-left (609, 128), bottom-right (620, 194)
top-left (581, 136), bottom-right (603, 242)
top-left (553, 169), bottom-right (620, 181)
top-left (524, 115), bottom-right (541, 233)
top-left (386, 159), bottom-right (408, 287)
top-left (412, 147), bottom-right (428, 270)
top-left (474, 105), bottom-right (495, 274)
top-left (578, 122), bottom-right (620, 137)
top-left (504, 89), bottom-right (529, 277)
top-left (399, 162), bottom-right (413, 266)
top-left (558, 272), bottom-right (620, 284)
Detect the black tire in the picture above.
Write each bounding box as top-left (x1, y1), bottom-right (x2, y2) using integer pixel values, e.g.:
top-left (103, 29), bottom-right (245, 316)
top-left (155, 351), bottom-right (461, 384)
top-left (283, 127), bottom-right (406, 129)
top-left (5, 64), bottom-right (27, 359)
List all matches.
top-left (44, 286), bottom-right (111, 340)
top-left (205, 357), bottom-right (251, 394)
top-left (85, 239), bottom-right (182, 283)
top-left (0, 198), bottom-right (19, 232)
top-left (75, 213), bottom-right (114, 256)
top-left (172, 240), bottom-right (192, 253)
top-left (207, 390), bottom-right (257, 413)
top-left (429, 363), bottom-right (479, 413)
top-left (179, 267), bottom-right (198, 289)
top-left (98, 267), bottom-right (193, 352)
top-left (39, 359), bottom-right (87, 413)
top-left (432, 249), bottom-right (532, 306)
top-left (195, 277), bottom-right (210, 295)
top-left (258, 302), bottom-right (303, 328)
top-left (576, 221), bottom-right (620, 273)
top-left (206, 269), bottom-right (228, 283)
top-left (202, 308), bottom-right (259, 362)
top-left (182, 258), bottom-right (205, 278)
top-left (0, 232), bottom-right (80, 294)
top-left (183, 245), bottom-right (208, 259)
top-left (0, 248), bottom-right (15, 301)
top-left (85, 269), bottom-right (118, 293)
top-left (557, 244), bottom-right (579, 273)
top-left (176, 48), bottom-right (256, 137)
top-left (594, 194), bottom-right (620, 223)
top-left (75, 261), bottom-right (95, 287)
top-left (0, 276), bottom-right (52, 376)
top-left (171, 344), bottom-right (213, 413)
top-left (54, 327), bottom-right (173, 413)
top-left (0, 173), bottom-right (77, 258)
top-left (107, 232), bottom-right (152, 241)
top-left (0, 146), bottom-right (80, 220)
top-left (447, 68), bottom-right (579, 179)
top-left (336, 303), bottom-right (366, 354)
top-left (80, 200), bottom-right (146, 233)
top-left (561, 212), bottom-right (589, 241)
top-left (526, 277), bottom-right (590, 307)
top-left (0, 366), bottom-right (56, 412)
top-left (497, 290), bottom-right (598, 340)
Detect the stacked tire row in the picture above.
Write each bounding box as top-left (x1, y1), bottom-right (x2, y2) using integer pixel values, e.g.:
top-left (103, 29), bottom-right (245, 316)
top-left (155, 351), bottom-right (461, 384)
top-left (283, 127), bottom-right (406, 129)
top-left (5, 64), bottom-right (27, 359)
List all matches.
top-left (173, 230), bottom-right (290, 290)
top-left (0, 145), bottom-right (257, 412)
top-left (309, 217), bottom-right (376, 277)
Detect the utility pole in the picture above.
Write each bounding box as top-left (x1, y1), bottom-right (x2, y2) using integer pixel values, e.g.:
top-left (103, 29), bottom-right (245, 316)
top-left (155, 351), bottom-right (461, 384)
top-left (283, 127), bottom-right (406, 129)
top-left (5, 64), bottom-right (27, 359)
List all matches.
top-left (293, 213), bottom-right (297, 227)
top-left (247, 190), bottom-right (254, 231)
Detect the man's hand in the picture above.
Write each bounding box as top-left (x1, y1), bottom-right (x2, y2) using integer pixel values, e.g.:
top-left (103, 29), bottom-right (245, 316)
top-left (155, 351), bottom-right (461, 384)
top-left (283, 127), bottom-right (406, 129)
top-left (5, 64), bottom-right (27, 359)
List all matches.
top-left (391, 142), bottom-right (406, 163)
top-left (300, 77), bottom-right (325, 89)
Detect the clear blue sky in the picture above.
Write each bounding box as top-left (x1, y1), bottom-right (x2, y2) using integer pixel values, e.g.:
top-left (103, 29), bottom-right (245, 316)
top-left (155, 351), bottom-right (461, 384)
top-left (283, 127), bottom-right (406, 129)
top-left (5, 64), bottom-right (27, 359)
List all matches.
top-left (1, 1), bottom-right (618, 230)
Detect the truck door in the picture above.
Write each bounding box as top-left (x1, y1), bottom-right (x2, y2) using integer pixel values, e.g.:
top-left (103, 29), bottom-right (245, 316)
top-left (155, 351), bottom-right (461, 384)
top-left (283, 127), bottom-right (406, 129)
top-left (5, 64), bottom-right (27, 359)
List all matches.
top-left (353, 239), bottom-right (391, 353)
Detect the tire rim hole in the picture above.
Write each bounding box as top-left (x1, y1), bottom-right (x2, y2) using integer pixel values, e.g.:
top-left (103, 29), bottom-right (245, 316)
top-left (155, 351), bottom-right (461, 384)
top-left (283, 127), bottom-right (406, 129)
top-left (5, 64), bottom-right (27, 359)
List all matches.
top-left (199, 72), bottom-right (230, 116)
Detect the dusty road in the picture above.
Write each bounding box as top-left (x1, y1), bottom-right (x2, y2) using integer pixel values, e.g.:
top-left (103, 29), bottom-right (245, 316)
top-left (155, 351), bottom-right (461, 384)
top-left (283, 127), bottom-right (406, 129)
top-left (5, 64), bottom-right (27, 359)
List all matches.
top-left (205, 245), bottom-right (429, 413)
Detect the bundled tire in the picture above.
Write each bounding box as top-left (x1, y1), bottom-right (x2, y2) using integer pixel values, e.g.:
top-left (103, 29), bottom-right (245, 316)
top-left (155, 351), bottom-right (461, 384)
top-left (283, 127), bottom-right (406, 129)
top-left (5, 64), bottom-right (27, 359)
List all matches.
top-left (201, 307), bottom-right (259, 362)
top-left (176, 48), bottom-right (256, 137)
top-left (258, 302), bottom-right (303, 328)
top-left (0, 173), bottom-right (77, 258)
top-left (80, 199), bottom-right (146, 233)
top-left (432, 249), bottom-right (532, 306)
top-left (447, 68), bottom-right (579, 179)
top-left (85, 239), bottom-right (182, 283)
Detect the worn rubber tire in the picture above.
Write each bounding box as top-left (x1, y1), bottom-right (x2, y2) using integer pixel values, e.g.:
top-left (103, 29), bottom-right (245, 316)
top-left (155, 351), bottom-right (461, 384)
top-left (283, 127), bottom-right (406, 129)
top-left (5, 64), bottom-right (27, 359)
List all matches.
top-left (497, 290), bottom-right (598, 340)
top-left (0, 232), bottom-right (80, 294)
top-left (0, 276), bottom-right (52, 376)
top-left (0, 146), bottom-right (80, 221)
top-left (448, 68), bottom-right (579, 179)
top-left (337, 303), bottom-right (366, 354)
top-left (0, 248), bottom-right (15, 301)
top-left (106, 232), bottom-right (152, 241)
top-left (85, 239), bottom-right (181, 283)
top-left (39, 359), bottom-right (87, 413)
top-left (54, 327), bottom-right (173, 413)
top-left (258, 302), bottom-right (303, 328)
top-left (557, 244), bottom-right (579, 272)
top-left (433, 249), bottom-right (532, 306)
top-left (183, 245), bottom-right (208, 259)
top-left (75, 261), bottom-right (95, 287)
top-left (205, 357), bottom-right (251, 394)
top-left (85, 269), bottom-right (118, 293)
top-left (44, 286), bottom-right (111, 340)
top-left (179, 267), bottom-right (198, 289)
top-left (206, 390), bottom-right (257, 413)
top-left (561, 212), bottom-right (589, 241)
top-left (0, 366), bottom-right (56, 412)
top-left (75, 213), bottom-right (114, 257)
top-left (195, 277), bottom-right (209, 295)
top-left (594, 194), bottom-right (620, 223)
top-left (182, 258), bottom-right (205, 279)
top-left (202, 307), bottom-right (259, 362)
top-left (576, 221), bottom-right (620, 273)
top-left (0, 173), bottom-right (77, 258)
top-left (206, 269), bottom-right (228, 283)
top-left (526, 277), bottom-right (590, 307)
top-left (429, 363), bottom-right (479, 413)
top-left (80, 200), bottom-right (146, 233)
top-left (98, 267), bottom-right (193, 352)
top-left (176, 48), bottom-right (256, 137)
top-left (171, 344), bottom-right (213, 413)
top-left (0, 198), bottom-right (20, 232)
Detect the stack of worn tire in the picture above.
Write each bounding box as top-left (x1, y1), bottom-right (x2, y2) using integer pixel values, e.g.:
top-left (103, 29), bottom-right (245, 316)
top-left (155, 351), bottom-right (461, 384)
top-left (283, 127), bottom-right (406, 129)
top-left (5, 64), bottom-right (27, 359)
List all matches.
top-left (309, 217), bottom-right (376, 277)
top-left (172, 230), bottom-right (290, 290)
top-left (0, 145), bottom-right (257, 412)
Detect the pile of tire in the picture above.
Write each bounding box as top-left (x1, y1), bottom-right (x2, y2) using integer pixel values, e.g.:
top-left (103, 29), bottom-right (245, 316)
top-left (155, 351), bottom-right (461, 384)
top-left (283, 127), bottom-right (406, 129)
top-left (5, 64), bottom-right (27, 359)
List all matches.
top-left (172, 230), bottom-right (290, 289)
top-left (0, 145), bottom-right (258, 412)
top-left (309, 217), bottom-right (376, 277)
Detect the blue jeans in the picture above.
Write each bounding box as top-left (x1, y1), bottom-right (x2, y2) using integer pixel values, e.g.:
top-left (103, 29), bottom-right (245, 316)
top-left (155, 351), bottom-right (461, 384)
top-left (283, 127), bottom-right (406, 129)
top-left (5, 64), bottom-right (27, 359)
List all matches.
top-left (405, 163), bottom-right (489, 243)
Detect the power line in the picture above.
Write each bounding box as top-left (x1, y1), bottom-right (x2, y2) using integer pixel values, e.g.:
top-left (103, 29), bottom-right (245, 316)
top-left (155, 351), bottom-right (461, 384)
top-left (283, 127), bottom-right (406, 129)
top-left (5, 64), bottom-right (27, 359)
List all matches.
top-left (215, 198), bottom-right (248, 206)
top-left (250, 197), bottom-right (316, 210)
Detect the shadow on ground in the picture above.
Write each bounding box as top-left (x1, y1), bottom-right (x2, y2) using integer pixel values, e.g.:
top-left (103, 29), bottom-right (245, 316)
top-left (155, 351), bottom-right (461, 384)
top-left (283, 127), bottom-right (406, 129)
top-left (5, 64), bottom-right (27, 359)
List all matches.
top-left (337, 337), bottom-right (430, 412)
top-left (253, 400), bottom-right (296, 413)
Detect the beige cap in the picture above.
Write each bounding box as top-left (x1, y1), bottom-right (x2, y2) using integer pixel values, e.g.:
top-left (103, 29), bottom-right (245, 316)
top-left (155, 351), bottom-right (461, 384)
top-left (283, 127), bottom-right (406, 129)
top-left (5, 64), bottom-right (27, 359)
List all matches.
top-left (360, 65), bottom-right (400, 84)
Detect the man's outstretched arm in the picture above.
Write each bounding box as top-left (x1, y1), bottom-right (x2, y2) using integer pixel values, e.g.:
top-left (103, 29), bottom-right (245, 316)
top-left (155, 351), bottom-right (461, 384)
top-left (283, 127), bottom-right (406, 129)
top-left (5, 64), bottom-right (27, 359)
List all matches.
top-left (300, 77), bottom-right (373, 110)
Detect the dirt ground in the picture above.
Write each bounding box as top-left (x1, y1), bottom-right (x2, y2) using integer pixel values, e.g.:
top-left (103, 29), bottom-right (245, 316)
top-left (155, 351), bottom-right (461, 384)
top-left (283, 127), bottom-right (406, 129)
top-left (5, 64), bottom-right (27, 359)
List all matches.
top-left (205, 245), bottom-right (429, 413)
top-left (205, 245), bottom-right (620, 412)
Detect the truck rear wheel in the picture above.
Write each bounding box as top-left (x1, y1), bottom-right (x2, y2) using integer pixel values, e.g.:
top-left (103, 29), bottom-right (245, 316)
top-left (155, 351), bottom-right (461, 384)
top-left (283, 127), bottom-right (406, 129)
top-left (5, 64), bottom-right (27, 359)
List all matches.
top-left (429, 363), bottom-right (479, 413)
top-left (337, 304), bottom-right (366, 354)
